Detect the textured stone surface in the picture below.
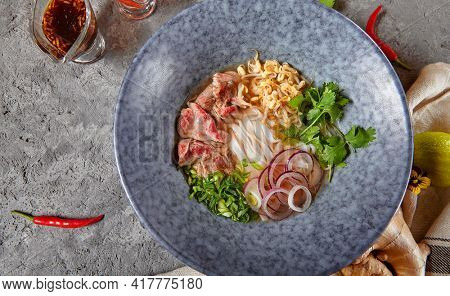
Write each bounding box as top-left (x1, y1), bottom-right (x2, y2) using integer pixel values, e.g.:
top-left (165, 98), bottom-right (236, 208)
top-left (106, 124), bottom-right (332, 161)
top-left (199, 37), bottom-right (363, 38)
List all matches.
top-left (0, 0), bottom-right (448, 275)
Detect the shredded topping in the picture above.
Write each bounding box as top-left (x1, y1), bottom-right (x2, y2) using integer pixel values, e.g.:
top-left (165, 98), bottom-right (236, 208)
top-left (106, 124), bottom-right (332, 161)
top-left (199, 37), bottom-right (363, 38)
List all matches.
top-left (236, 52), bottom-right (308, 129)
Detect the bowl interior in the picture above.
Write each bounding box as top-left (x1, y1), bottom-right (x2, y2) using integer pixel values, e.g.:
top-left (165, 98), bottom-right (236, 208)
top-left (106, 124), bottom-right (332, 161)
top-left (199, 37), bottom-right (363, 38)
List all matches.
top-left (114, 0), bottom-right (412, 275)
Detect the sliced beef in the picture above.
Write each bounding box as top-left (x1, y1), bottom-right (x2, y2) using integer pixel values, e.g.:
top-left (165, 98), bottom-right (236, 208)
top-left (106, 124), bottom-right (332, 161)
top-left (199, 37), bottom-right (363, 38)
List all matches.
top-left (216, 105), bottom-right (238, 118)
top-left (191, 71), bottom-right (250, 121)
top-left (212, 71), bottom-right (240, 99)
top-left (178, 139), bottom-right (213, 166)
top-left (178, 107), bottom-right (194, 136)
top-left (177, 71), bottom-right (251, 176)
top-left (177, 102), bottom-right (227, 143)
top-left (193, 153), bottom-right (233, 177)
top-left (230, 96), bottom-right (251, 108)
top-left (178, 139), bottom-right (233, 176)
top-left (211, 71), bottom-right (251, 119)
top-left (194, 84), bottom-right (215, 111)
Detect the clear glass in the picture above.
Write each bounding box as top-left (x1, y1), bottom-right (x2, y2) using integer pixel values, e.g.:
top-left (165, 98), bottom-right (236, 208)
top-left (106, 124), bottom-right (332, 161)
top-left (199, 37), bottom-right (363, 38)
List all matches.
top-left (31, 0), bottom-right (105, 64)
top-left (115, 0), bottom-right (157, 20)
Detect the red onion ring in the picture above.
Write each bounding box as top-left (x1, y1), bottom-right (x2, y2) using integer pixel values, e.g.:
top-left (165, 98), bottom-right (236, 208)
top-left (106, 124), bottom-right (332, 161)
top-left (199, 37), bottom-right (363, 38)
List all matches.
top-left (258, 166), bottom-right (285, 209)
top-left (308, 156), bottom-right (323, 188)
top-left (274, 171), bottom-right (309, 205)
top-left (253, 146), bottom-right (324, 220)
top-left (258, 166), bottom-right (270, 199)
top-left (259, 213), bottom-right (269, 222)
top-left (288, 185), bottom-right (312, 213)
top-left (286, 151), bottom-right (314, 176)
top-left (275, 171), bottom-right (309, 189)
top-left (243, 177), bottom-right (258, 193)
top-left (267, 148), bottom-right (298, 188)
top-left (261, 188), bottom-right (293, 220)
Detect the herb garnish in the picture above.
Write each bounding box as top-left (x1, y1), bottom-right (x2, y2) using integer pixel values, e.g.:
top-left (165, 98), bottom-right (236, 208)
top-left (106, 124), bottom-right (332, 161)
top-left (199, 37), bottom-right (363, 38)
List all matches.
top-left (284, 82), bottom-right (376, 180)
top-left (185, 161), bottom-right (259, 223)
top-left (319, 0), bottom-right (336, 8)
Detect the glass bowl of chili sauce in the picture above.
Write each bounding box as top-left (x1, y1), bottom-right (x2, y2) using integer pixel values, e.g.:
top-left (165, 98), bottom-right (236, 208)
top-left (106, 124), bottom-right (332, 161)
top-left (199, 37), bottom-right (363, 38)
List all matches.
top-left (31, 0), bottom-right (105, 64)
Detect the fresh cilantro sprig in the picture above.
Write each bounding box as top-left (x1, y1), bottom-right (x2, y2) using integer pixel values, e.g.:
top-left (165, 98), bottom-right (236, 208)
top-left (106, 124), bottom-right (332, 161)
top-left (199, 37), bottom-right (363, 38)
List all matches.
top-left (319, 0), bottom-right (336, 8)
top-left (185, 162), bottom-right (259, 223)
top-left (284, 82), bottom-right (376, 180)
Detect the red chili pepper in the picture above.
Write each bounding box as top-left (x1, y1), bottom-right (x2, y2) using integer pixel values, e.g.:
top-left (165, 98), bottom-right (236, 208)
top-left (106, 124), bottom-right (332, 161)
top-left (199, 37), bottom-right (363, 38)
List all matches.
top-left (365, 5), bottom-right (411, 70)
top-left (11, 211), bottom-right (104, 228)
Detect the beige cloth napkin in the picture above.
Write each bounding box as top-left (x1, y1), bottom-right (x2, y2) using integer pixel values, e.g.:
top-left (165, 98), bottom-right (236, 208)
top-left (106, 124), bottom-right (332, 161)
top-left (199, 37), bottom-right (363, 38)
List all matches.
top-left (158, 63), bottom-right (450, 276)
top-left (423, 203), bottom-right (450, 275)
top-left (407, 63), bottom-right (450, 276)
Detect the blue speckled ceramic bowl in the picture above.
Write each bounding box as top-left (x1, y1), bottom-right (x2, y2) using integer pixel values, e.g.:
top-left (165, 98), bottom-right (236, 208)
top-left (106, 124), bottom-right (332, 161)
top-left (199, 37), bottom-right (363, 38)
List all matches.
top-left (114, 0), bottom-right (412, 275)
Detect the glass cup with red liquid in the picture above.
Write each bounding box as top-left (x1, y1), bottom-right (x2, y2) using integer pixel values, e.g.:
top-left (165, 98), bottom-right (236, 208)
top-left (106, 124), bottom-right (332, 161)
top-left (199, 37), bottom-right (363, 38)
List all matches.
top-left (115, 0), bottom-right (157, 20)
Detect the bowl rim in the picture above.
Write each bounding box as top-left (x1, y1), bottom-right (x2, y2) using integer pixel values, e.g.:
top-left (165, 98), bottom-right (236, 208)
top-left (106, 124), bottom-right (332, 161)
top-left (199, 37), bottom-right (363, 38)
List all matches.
top-left (113, 0), bottom-right (413, 275)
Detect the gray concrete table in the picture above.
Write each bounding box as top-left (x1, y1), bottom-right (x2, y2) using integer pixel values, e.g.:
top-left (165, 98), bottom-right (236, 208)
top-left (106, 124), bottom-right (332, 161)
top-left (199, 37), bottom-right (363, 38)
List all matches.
top-left (0, 0), bottom-right (448, 275)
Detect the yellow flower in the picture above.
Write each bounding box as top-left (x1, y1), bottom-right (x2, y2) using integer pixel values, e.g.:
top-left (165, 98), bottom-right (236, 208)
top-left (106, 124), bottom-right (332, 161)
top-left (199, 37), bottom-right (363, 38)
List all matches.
top-left (408, 166), bottom-right (431, 195)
